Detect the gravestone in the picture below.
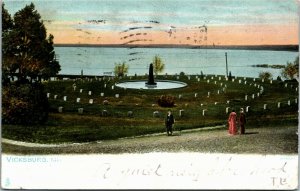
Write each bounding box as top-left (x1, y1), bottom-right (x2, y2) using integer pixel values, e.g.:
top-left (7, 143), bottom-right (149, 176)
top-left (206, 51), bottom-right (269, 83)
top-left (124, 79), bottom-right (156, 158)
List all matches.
top-left (244, 81), bottom-right (247, 85)
top-left (219, 77), bottom-right (221, 80)
top-left (270, 80), bottom-right (272, 84)
top-left (47, 93), bottom-right (50, 98)
top-left (102, 110), bottom-right (108, 117)
top-left (194, 93), bottom-right (198, 98)
top-left (253, 78), bottom-right (256, 82)
top-left (211, 76), bottom-right (214, 80)
top-left (188, 76), bottom-right (191, 80)
top-left (58, 106), bottom-right (63, 113)
top-left (80, 89), bottom-right (83, 93)
top-left (54, 95), bottom-right (58, 100)
top-left (257, 93), bottom-right (260, 97)
top-left (101, 93), bottom-right (104, 97)
top-left (76, 98), bottom-right (80, 103)
top-left (202, 109), bottom-right (207, 116)
top-left (288, 100), bottom-right (290, 106)
top-left (63, 96), bottom-right (67, 101)
top-left (295, 98), bottom-right (298, 104)
top-left (200, 103), bottom-right (203, 107)
top-left (112, 85), bottom-right (114, 90)
top-left (239, 80), bottom-right (241, 84)
top-left (245, 95), bottom-right (248, 101)
top-left (179, 94), bottom-right (182, 99)
top-left (232, 79), bottom-right (235, 82)
top-left (89, 99), bottom-right (93, 104)
top-left (285, 83), bottom-right (287, 88)
top-left (104, 84), bottom-right (107, 88)
top-left (262, 79), bottom-right (264, 83)
top-left (246, 106), bottom-right (250, 112)
top-left (226, 100), bottom-right (230, 104)
top-left (88, 91), bottom-right (92, 95)
top-left (207, 92), bottom-right (210, 97)
top-left (263, 104), bottom-right (267, 110)
top-left (214, 102), bottom-right (218, 105)
top-left (176, 76), bottom-right (180, 80)
top-left (207, 80), bottom-right (210, 83)
top-left (244, 77), bottom-right (246, 80)
top-left (78, 108), bottom-right (83, 114)
top-left (127, 111), bottom-right (133, 118)
top-left (220, 83), bottom-right (223, 86)
top-left (153, 111), bottom-right (160, 118)
top-left (217, 90), bottom-right (220, 94)
top-left (179, 109), bottom-right (184, 117)
top-left (115, 94), bottom-right (119, 98)
top-left (252, 94), bottom-right (255, 99)
top-left (197, 78), bottom-right (200, 82)
top-left (277, 102), bottom-right (281, 108)
top-left (226, 107), bottom-right (230, 114)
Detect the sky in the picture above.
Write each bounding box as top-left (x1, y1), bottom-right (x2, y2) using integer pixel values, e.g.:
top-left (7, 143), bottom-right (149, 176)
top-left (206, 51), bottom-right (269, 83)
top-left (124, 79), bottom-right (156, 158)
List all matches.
top-left (3, 0), bottom-right (299, 45)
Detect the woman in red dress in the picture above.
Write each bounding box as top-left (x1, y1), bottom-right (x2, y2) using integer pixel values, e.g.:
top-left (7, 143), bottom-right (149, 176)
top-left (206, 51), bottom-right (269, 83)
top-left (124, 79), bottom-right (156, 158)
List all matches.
top-left (228, 109), bottom-right (238, 135)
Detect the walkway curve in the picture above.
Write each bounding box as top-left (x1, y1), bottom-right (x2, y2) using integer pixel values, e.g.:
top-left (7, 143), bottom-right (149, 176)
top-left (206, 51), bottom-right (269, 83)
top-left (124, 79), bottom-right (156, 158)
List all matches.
top-left (1, 125), bottom-right (226, 148)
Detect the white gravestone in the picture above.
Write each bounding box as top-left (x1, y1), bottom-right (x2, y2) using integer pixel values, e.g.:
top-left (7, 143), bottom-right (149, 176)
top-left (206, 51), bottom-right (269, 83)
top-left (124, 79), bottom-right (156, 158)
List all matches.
top-left (179, 109), bottom-right (184, 117)
top-left (226, 107), bottom-right (230, 114)
top-left (76, 98), bottom-right (80, 103)
top-left (78, 108), bottom-right (83, 114)
top-left (252, 94), bottom-right (255, 99)
top-left (88, 91), bottom-right (92, 95)
top-left (58, 106), bottom-right (63, 113)
top-left (89, 99), bottom-right (93, 104)
top-left (277, 102), bottom-right (281, 108)
top-left (288, 100), bottom-right (290, 106)
top-left (179, 94), bottom-right (182, 99)
top-left (246, 106), bottom-right (250, 112)
top-left (194, 93), bottom-right (198, 98)
top-left (112, 86), bottom-right (114, 90)
top-left (202, 109), bottom-right (207, 116)
top-left (80, 89), bottom-right (83, 93)
top-left (217, 90), bottom-right (220, 94)
top-left (54, 95), bottom-right (57, 100)
top-left (263, 104), bottom-right (267, 110)
top-left (245, 95), bottom-right (248, 101)
top-left (47, 93), bottom-right (50, 98)
top-left (101, 93), bottom-right (104, 97)
top-left (115, 94), bottom-right (120, 98)
top-left (207, 92), bottom-right (210, 97)
top-left (63, 96), bottom-right (67, 101)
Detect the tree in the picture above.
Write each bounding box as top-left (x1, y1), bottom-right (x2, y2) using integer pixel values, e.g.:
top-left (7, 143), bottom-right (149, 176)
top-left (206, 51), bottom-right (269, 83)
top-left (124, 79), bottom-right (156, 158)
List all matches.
top-left (114, 62), bottom-right (129, 77)
top-left (2, 3), bottom-right (59, 125)
top-left (2, 3), bottom-right (60, 83)
top-left (259, 71), bottom-right (272, 80)
top-left (281, 56), bottom-right (299, 80)
top-left (153, 55), bottom-right (165, 75)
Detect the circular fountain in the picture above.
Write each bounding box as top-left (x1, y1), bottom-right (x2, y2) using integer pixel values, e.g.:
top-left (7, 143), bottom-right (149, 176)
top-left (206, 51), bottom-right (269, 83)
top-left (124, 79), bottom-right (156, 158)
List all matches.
top-left (115, 63), bottom-right (187, 90)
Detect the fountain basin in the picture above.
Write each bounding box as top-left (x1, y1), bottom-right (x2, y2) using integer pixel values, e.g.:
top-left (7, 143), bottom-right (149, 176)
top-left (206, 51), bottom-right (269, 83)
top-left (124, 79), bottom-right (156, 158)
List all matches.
top-left (115, 80), bottom-right (187, 90)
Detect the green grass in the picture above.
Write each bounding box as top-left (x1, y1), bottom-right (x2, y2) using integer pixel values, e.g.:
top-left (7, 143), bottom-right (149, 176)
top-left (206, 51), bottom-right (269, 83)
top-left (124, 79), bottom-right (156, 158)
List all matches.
top-left (2, 74), bottom-right (298, 144)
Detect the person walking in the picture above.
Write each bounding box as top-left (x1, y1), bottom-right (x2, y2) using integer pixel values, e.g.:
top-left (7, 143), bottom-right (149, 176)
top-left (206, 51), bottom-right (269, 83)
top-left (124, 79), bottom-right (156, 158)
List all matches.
top-left (228, 109), bottom-right (238, 135)
top-left (239, 108), bottom-right (246, 134)
top-left (165, 110), bottom-right (175, 136)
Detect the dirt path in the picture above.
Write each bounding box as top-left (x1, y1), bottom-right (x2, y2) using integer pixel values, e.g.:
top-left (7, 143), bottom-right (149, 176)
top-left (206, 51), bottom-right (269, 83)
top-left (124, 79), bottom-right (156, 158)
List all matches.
top-left (2, 125), bottom-right (298, 155)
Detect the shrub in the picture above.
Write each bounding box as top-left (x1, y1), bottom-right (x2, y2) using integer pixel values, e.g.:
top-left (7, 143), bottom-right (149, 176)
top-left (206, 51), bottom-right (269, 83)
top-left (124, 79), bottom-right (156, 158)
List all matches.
top-left (259, 71), bottom-right (272, 80)
top-left (157, 95), bottom-right (175, 107)
top-left (2, 83), bottom-right (49, 125)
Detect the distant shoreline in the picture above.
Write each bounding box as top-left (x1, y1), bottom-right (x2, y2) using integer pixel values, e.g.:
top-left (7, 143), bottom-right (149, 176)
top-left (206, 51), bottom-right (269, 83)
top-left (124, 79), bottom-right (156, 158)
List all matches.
top-left (54, 44), bottom-right (299, 51)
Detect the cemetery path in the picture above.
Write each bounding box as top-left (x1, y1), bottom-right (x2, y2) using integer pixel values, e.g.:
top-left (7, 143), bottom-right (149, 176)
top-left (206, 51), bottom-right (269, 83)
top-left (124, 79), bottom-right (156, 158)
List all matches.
top-left (2, 125), bottom-right (298, 154)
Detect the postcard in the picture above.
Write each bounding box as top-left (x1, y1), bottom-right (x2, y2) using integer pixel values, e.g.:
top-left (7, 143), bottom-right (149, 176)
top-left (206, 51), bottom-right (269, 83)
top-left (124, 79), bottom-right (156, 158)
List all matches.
top-left (1, 0), bottom-right (299, 189)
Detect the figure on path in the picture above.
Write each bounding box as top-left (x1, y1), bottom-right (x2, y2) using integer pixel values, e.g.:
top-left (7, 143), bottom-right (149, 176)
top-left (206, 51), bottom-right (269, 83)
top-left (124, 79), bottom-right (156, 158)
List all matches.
top-left (165, 110), bottom-right (174, 136)
top-left (228, 109), bottom-right (238, 135)
top-left (239, 108), bottom-right (246, 134)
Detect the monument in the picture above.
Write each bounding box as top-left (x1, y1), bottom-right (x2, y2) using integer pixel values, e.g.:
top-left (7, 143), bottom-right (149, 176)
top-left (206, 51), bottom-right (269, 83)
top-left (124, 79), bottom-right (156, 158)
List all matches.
top-left (145, 63), bottom-right (157, 87)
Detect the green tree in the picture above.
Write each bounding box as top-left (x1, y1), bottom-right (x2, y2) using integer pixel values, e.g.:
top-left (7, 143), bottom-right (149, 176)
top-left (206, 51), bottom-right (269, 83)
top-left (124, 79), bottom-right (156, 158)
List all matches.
top-left (153, 55), bottom-right (165, 75)
top-left (2, 3), bottom-right (59, 125)
top-left (259, 71), bottom-right (272, 80)
top-left (114, 62), bottom-right (129, 77)
top-left (281, 56), bottom-right (299, 80)
top-left (2, 3), bottom-right (60, 83)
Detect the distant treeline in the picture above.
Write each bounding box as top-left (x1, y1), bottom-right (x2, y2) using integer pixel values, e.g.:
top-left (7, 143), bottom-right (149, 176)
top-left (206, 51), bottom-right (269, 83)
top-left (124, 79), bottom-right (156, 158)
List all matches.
top-left (54, 44), bottom-right (299, 51)
top-left (251, 64), bottom-right (286, 69)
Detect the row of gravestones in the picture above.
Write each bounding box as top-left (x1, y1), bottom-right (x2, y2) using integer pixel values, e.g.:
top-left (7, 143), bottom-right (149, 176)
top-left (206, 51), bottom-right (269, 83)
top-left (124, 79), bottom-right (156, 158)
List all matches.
top-left (151, 97), bottom-right (298, 118)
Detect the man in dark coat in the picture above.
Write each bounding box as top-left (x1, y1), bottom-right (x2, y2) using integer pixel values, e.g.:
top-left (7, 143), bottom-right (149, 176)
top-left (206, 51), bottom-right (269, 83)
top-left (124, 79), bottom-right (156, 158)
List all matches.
top-left (239, 108), bottom-right (246, 134)
top-left (165, 110), bottom-right (175, 136)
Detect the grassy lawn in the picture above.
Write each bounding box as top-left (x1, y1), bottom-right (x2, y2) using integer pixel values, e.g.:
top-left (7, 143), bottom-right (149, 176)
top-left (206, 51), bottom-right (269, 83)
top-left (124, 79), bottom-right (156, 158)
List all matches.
top-left (2, 74), bottom-right (298, 147)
